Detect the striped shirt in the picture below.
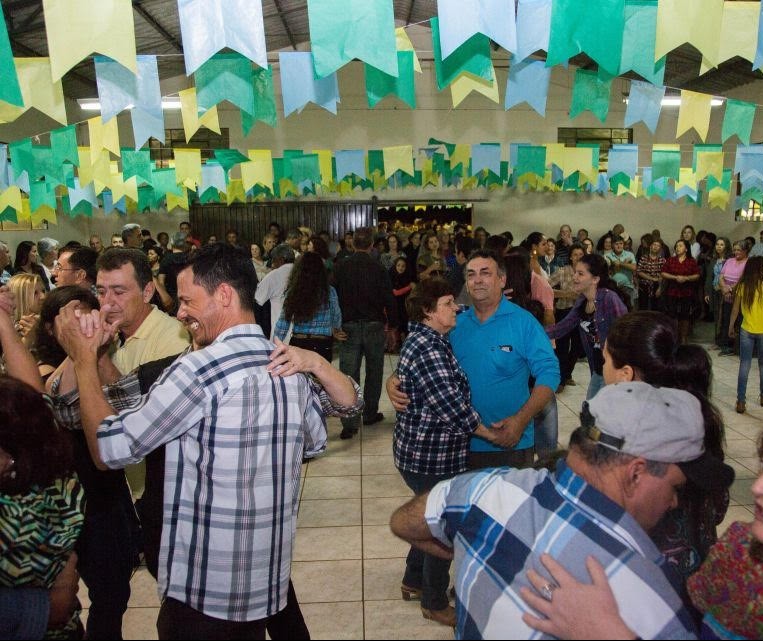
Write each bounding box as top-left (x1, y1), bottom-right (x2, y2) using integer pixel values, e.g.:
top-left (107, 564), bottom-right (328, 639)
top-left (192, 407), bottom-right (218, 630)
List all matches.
top-left (95, 324), bottom-right (328, 622)
top-left (394, 322), bottom-right (481, 475)
top-left (273, 286), bottom-right (342, 339)
top-left (426, 461), bottom-right (697, 640)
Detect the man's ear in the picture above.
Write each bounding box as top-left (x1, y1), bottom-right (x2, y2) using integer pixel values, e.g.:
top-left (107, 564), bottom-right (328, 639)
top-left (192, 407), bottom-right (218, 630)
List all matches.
top-left (142, 280), bottom-right (155, 303)
top-left (216, 282), bottom-right (234, 307)
top-left (623, 457), bottom-right (647, 498)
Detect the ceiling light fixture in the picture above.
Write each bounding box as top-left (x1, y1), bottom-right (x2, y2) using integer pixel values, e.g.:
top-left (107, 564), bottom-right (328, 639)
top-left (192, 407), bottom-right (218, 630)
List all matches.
top-left (622, 95), bottom-right (724, 107)
top-left (77, 98), bottom-right (182, 111)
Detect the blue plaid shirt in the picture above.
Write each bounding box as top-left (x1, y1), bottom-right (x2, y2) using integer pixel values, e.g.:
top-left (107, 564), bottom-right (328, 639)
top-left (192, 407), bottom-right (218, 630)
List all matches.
top-left (393, 322), bottom-right (481, 475)
top-left (96, 324), bottom-right (328, 622)
top-left (273, 286), bottom-right (341, 339)
top-left (426, 461), bottom-right (697, 640)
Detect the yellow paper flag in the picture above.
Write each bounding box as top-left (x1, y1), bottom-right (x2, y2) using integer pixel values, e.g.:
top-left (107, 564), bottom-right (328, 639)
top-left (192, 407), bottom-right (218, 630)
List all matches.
top-left (0, 186), bottom-right (22, 215)
top-left (108, 173), bottom-right (138, 203)
top-left (544, 144), bottom-right (566, 171)
top-left (450, 144), bottom-right (471, 175)
top-left (226, 179), bottom-right (246, 205)
top-left (700, 1), bottom-right (760, 74)
top-left (421, 158), bottom-right (439, 187)
top-left (655, 0), bottom-right (723, 67)
top-left (312, 149), bottom-right (334, 186)
top-left (708, 187), bottom-right (730, 210)
top-left (179, 88), bottom-right (221, 142)
top-left (173, 149), bottom-right (202, 190)
top-left (676, 90), bottom-right (712, 141)
top-left (695, 151), bottom-right (723, 182)
top-left (88, 117), bottom-right (121, 163)
top-left (450, 66), bottom-right (499, 108)
top-left (43, 0), bottom-right (137, 82)
top-left (31, 202), bottom-right (56, 225)
top-left (0, 58), bottom-right (68, 125)
top-left (395, 27), bottom-right (422, 73)
top-left (338, 180), bottom-right (354, 197)
top-left (676, 167), bottom-right (698, 192)
top-left (279, 178), bottom-right (297, 198)
top-left (383, 145), bottom-right (414, 179)
top-left (240, 150), bottom-right (273, 192)
top-left (562, 148), bottom-right (598, 185)
top-left (167, 187), bottom-right (189, 212)
top-left (78, 147), bottom-right (112, 191)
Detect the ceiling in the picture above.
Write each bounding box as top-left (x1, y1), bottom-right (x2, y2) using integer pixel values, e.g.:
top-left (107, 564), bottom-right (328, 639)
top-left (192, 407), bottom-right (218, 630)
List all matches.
top-left (2, 0), bottom-right (762, 101)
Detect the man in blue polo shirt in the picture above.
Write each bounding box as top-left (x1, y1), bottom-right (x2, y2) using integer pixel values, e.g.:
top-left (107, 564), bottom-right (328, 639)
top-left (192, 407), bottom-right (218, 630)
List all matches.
top-left (388, 249), bottom-right (559, 469)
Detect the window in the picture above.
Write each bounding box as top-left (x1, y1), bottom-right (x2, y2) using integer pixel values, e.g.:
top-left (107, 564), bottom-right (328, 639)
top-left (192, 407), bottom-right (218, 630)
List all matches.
top-left (557, 127), bottom-right (633, 171)
top-left (149, 128), bottom-right (230, 168)
top-left (737, 199), bottom-right (762, 222)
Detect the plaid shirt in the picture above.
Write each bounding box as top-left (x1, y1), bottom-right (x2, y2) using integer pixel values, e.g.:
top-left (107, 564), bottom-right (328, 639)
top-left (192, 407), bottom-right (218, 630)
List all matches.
top-left (426, 461), bottom-right (698, 640)
top-left (88, 325), bottom-right (334, 622)
top-left (393, 322), bottom-right (481, 475)
top-left (273, 286), bottom-right (342, 340)
top-left (548, 264), bottom-right (576, 310)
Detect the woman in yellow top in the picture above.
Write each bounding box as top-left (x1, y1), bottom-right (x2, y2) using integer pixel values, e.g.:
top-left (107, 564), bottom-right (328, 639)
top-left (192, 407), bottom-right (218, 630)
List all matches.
top-left (729, 256), bottom-right (763, 413)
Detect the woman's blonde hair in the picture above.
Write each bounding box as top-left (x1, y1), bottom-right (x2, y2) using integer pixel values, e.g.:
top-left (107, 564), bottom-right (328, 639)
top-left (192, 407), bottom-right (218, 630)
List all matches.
top-left (7, 273), bottom-right (43, 323)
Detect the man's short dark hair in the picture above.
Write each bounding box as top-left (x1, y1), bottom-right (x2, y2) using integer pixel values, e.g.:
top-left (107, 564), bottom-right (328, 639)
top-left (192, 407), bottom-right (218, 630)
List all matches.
top-left (484, 234), bottom-right (509, 256)
top-left (454, 235), bottom-right (474, 258)
top-left (67, 246), bottom-right (98, 283)
top-left (271, 243), bottom-right (296, 264)
top-left (352, 227), bottom-right (374, 250)
top-left (466, 248), bottom-right (507, 276)
top-left (96, 248), bottom-right (153, 289)
top-left (185, 243), bottom-right (256, 313)
top-left (406, 277), bottom-right (453, 323)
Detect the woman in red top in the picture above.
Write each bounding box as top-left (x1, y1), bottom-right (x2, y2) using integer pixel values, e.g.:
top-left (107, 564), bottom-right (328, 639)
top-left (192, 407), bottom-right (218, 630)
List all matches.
top-left (661, 239), bottom-right (700, 344)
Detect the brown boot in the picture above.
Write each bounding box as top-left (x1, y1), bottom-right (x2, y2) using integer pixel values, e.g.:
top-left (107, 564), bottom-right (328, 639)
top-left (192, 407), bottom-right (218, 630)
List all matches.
top-left (736, 400), bottom-right (746, 414)
top-left (421, 605), bottom-right (456, 627)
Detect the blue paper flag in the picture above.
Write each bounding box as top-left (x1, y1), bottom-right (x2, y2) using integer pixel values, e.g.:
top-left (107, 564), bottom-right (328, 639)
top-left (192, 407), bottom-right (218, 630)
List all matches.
top-left (509, 142), bottom-right (532, 168)
top-left (335, 150), bottom-right (366, 180)
top-left (279, 52), bottom-right (340, 117)
top-left (0, 145), bottom-right (8, 190)
top-left (177, 0), bottom-right (267, 75)
top-left (101, 190), bottom-right (126, 214)
top-left (438, 0), bottom-right (517, 58)
top-left (470, 143), bottom-right (501, 176)
top-left (201, 162), bottom-right (227, 193)
top-left (735, 145), bottom-right (763, 182)
top-left (505, 58), bottom-right (551, 115)
top-left (607, 144), bottom-right (639, 179)
top-left (68, 178), bottom-right (99, 209)
top-left (624, 80), bottom-right (665, 133)
top-left (515, 0), bottom-right (552, 61)
top-left (619, 0), bottom-right (666, 85)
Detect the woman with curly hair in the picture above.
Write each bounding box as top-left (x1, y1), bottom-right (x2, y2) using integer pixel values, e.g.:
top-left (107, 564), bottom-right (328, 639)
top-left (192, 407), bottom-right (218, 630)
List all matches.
top-left (273, 251), bottom-right (342, 362)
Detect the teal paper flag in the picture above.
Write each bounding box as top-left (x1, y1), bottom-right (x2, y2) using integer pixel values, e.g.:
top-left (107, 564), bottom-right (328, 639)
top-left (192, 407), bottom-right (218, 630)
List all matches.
top-left (569, 69), bottom-right (612, 122)
top-left (121, 149), bottom-right (153, 186)
top-left (547, 0), bottom-right (626, 77)
top-left (652, 148), bottom-right (680, 181)
top-left (365, 51), bottom-right (416, 109)
top-left (721, 99), bottom-right (756, 145)
top-left (214, 149), bottom-right (249, 173)
top-left (242, 65), bottom-right (277, 135)
top-left (515, 145), bottom-right (546, 177)
top-left (619, 0), bottom-right (665, 85)
top-left (9, 139), bottom-right (34, 183)
top-left (31, 146), bottom-right (66, 185)
top-left (624, 80), bottom-right (664, 132)
top-left (0, 4), bottom-right (22, 107)
top-left (196, 53), bottom-right (255, 115)
top-left (308, 0), bottom-right (397, 78)
top-left (291, 154), bottom-right (321, 185)
top-left (51, 125), bottom-right (79, 168)
top-left (29, 179), bottom-right (57, 212)
top-left (431, 17), bottom-right (493, 91)
top-left (150, 167), bottom-right (182, 199)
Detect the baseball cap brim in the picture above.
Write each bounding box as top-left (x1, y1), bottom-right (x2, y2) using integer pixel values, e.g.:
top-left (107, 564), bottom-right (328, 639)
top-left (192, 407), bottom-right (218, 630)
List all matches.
top-left (678, 453), bottom-right (735, 492)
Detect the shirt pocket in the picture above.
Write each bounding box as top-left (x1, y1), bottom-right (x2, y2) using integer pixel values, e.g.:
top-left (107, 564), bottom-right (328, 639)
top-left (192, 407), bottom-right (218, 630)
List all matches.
top-left (488, 346), bottom-right (525, 378)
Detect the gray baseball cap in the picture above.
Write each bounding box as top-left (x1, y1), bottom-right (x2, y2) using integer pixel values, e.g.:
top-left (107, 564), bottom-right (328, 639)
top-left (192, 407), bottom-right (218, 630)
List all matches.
top-left (584, 382), bottom-right (734, 492)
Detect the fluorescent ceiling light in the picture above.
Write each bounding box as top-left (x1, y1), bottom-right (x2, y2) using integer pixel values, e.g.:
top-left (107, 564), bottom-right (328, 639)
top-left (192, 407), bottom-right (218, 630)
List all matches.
top-left (77, 98), bottom-right (181, 110)
top-left (623, 96), bottom-right (724, 107)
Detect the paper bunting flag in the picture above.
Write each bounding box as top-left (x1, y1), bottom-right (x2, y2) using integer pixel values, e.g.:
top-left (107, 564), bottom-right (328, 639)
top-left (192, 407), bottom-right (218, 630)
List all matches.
top-left (77, 148), bottom-right (111, 191)
top-left (437, 0), bottom-right (516, 59)
top-left (29, 179), bottom-right (57, 213)
top-left (88, 116), bottom-right (121, 162)
top-left (173, 149), bottom-right (202, 190)
top-left (693, 144), bottom-right (723, 181)
top-left (0, 186), bottom-right (22, 217)
top-left (624, 80), bottom-right (665, 133)
top-left (177, 0), bottom-right (267, 76)
top-left (0, 58), bottom-right (68, 125)
top-left (279, 52), bottom-right (340, 117)
top-left (569, 69), bottom-right (612, 123)
top-left (242, 66), bottom-right (278, 135)
top-left (721, 99), bottom-right (756, 145)
top-left (151, 168), bottom-right (182, 200)
top-left (471, 144), bottom-right (501, 177)
top-left (431, 17), bottom-right (493, 91)
top-left (382, 146), bottom-right (414, 179)
top-left (196, 53), bottom-right (254, 115)
top-left (312, 150), bottom-right (334, 186)
top-left (121, 149), bottom-right (153, 186)
top-left (505, 58), bottom-right (551, 116)
top-left (676, 90), bottom-right (712, 141)
top-left (366, 51), bottom-right (416, 109)
top-left (9, 140), bottom-right (33, 190)
top-left (651, 145), bottom-right (680, 181)
top-left (515, 0), bottom-right (552, 61)
top-left (607, 144), bottom-right (639, 179)
top-left (0, 5), bottom-right (21, 106)
top-left (290, 154), bottom-right (321, 188)
top-left (179, 88), bottom-right (221, 142)
top-left (700, 1), bottom-right (759, 74)
top-left (308, 0), bottom-right (397, 78)
top-left (655, 0), bottom-right (723, 69)
top-left (167, 187), bottom-right (189, 212)
top-left (68, 178), bottom-right (99, 211)
top-left (450, 64), bottom-right (499, 108)
top-left (240, 150), bottom-right (274, 192)
top-left (449, 145), bottom-right (471, 176)
top-left (562, 147), bottom-right (598, 184)
top-left (335, 150), bottom-right (366, 180)
top-left (201, 163), bottom-right (227, 194)
top-left (735, 145), bottom-right (763, 183)
top-left (30, 146), bottom-right (66, 185)
top-left (756, 3), bottom-right (763, 70)
top-left (515, 145), bottom-right (546, 177)
top-left (43, 0), bottom-right (136, 82)
top-left (547, 0), bottom-right (625, 77)
top-left (395, 28), bottom-right (422, 73)
top-left (51, 126), bottom-right (79, 168)
top-left (620, 0), bottom-right (665, 85)
top-left (226, 179), bottom-right (246, 205)
top-left (675, 168), bottom-right (698, 201)
top-left (214, 149), bottom-right (249, 173)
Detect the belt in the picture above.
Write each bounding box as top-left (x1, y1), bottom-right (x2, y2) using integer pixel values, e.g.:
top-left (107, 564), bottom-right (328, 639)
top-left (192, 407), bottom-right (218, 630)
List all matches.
top-left (291, 333), bottom-right (332, 340)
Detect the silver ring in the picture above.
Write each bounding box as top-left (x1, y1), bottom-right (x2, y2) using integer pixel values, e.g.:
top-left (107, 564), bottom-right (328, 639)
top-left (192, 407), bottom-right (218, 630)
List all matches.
top-left (540, 583), bottom-right (556, 602)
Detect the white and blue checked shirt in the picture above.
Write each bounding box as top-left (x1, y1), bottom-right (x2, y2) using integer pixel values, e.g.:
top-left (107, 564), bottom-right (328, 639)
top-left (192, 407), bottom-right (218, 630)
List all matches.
top-left (426, 461), bottom-right (697, 640)
top-left (96, 324), bottom-right (328, 622)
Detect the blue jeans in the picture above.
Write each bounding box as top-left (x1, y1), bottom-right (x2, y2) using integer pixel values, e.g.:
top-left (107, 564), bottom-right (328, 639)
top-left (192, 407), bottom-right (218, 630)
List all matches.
top-left (398, 469), bottom-right (454, 610)
top-left (534, 396), bottom-right (559, 457)
top-left (737, 328), bottom-right (763, 402)
top-left (587, 373), bottom-right (604, 400)
top-left (339, 320), bottom-right (385, 431)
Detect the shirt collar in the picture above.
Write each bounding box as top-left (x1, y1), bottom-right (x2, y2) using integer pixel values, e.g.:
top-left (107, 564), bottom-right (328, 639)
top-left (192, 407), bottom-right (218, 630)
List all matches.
top-left (214, 323), bottom-right (267, 344)
top-left (463, 296), bottom-right (516, 324)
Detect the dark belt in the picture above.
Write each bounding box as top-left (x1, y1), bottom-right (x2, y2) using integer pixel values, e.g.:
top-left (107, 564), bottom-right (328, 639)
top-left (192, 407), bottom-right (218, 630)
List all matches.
top-left (292, 333), bottom-right (332, 340)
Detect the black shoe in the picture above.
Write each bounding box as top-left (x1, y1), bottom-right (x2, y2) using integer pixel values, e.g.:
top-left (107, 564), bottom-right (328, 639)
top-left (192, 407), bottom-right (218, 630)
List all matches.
top-left (363, 412), bottom-right (384, 425)
top-left (339, 428), bottom-right (355, 439)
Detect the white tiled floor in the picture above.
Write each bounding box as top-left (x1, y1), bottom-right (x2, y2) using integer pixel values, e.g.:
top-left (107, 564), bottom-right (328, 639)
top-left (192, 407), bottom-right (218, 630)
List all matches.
top-left (94, 325), bottom-right (760, 639)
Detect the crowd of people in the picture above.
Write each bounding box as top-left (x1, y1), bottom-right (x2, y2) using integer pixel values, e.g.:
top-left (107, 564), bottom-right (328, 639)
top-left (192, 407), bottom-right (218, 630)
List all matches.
top-left (0, 216), bottom-right (761, 639)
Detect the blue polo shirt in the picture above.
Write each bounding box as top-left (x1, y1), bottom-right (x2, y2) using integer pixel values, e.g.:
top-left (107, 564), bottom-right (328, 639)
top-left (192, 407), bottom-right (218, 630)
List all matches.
top-left (449, 298), bottom-right (560, 453)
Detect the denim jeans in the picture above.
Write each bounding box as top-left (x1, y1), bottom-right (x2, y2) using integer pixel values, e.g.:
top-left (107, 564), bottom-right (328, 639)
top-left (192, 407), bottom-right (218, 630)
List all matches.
top-left (534, 396), bottom-right (559, 458)
top-left (398, 469), bottom-right (454, 610)
top-left (737, 328), bottom-right (763, 402)
top-left (587, 373), bottom-right (604, 400)
top-left (339, 320), bottom-right (385, 431)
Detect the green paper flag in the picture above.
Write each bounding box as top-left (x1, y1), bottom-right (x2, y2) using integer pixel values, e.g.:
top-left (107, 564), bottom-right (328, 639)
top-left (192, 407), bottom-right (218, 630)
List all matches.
top-left (29, 179), bottom-right (57, 213)
top-left (9, 138), bottom-right (34, 181)
top-left (196, 53), bottom-right (255, 115)
top-left (366, 51), bottom-right (416, 109)
top-left (367, 150), bottom-right (385, 177)
top-left (652, 148), bottom-right (680, 181)
top-left (31, 146), bottom-right (66, 185)
top-left (0, 5), bottom-right (22, 107)
top-left (721, 99), bottom-right (756, 145)
top-left (291, 154), bottom-right (321, 185)
top-left (199, 186), bottom-right (222, 204)
top-left (569, 69), bottom-right (612, 122)
top-left (707, 169), bottom-right (732, 192)
top-left (547, 0), bottom-right (626, 77)
top-left (151, 168), bottom-right (182, 198)
top-left (121, 149), bottom-right (153, 186)
top-left (610, 173), bottom-right (631, 193)
top-left (214, 149), bottom-right (250, 173)
top-left (242, 65), bottom-right (278, 135)
top-left (620, 0), bottom-right (665, 85)
top-left (516, 146), bottom-right (547, 178)
top-left (51, 126), bottom-right (79, 168)
top-left (431, 18), bottom-right (493, 91)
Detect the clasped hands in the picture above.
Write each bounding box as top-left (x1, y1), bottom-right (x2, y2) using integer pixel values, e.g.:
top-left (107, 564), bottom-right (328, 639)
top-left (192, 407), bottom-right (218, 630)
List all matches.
top-left (53, 301), bottom-right (119, 363)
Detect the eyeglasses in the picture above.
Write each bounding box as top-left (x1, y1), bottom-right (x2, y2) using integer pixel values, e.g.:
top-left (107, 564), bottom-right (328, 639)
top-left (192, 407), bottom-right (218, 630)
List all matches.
top-left (52, 263), bottom-right (76, 272)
